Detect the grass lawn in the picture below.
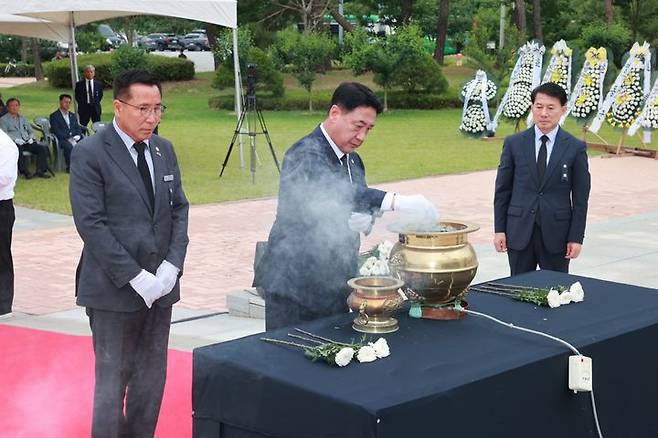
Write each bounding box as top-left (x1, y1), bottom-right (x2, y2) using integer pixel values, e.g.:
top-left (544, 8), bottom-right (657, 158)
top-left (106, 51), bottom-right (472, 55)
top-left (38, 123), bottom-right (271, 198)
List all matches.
top-left (7, 66), bottom-right (655, 215)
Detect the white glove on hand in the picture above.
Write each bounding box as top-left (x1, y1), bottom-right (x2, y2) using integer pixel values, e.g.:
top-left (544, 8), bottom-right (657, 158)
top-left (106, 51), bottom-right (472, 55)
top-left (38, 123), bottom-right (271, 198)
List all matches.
top-left (395, 194), bottom-right (439, 229)
top-left (129, 269), bottom-right (165, 308)
top-left (14, 138), bottom-right (25, 145)
top-left (348, 212), bottom-right (374, 235)
top-left (73, 135), bottom-right (81, 141)
top-left (156, 260), bottom-right (179, 297)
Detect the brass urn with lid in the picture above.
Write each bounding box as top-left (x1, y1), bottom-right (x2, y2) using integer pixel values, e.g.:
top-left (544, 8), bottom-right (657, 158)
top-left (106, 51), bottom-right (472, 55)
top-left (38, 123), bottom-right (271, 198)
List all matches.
top-left (388, 221), bottom-right (479, 306)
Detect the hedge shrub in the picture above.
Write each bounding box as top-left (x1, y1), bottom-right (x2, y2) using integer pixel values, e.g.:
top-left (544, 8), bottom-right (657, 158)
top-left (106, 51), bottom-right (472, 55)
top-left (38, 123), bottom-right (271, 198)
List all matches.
top-left (0, 63), bottom-right (36, 78)
top-left (208, 90), bottom-right (461, 111)
top-left (44, 53), bottom-right (194, 88)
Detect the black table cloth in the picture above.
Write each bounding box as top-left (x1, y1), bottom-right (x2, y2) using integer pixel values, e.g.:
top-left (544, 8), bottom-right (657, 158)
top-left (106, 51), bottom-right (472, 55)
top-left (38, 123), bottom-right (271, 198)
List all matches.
top-left (193, 270), bottom-right (658, 438)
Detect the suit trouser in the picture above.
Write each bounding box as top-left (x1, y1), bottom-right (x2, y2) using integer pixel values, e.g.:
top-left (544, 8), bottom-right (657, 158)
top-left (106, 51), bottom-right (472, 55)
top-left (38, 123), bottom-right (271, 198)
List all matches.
top-left (265, 290), bottom-right (348, 331)
top-left (17, 141), bottom-right (50, 174)
top-left (59, 140), bottom-right (73, 168)
top-left (0, 199), bottom-right (14, 315)
top-left (507, 224), bottom-right (570, 276)
top-left (79, 106), bottom-right (101, 127)
top-left (86, 305), bottom-right (172, 438)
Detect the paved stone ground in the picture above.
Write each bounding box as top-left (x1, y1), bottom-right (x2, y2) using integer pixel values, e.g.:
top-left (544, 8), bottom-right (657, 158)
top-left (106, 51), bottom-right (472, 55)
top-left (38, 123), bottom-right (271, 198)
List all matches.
top-left (10, 155), bottom-right (658, 316)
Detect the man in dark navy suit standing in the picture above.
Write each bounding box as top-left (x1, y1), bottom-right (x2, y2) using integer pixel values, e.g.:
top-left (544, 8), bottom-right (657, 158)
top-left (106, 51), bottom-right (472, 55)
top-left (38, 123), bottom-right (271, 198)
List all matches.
top-left (493, 82), bottom-right (591, 275)
top-left (255, 82), bottom-right (437, 330)
top-left (75, 65), bottom-right (103, 128)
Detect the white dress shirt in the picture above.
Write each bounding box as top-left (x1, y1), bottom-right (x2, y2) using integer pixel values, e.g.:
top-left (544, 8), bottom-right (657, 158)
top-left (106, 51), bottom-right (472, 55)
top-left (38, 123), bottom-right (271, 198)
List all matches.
top-left (534, 125), bottom-right (559, 166)
top-left (86, 79), bottom-right (94, 104)
top-left (60, 109), bottom-right (71, 127)
top-left (112, 118), bottom-right (155, 190)
top-left (0, 129), bottom-right (19, 201)
top-left (319, 123), bottom-right (394, 210)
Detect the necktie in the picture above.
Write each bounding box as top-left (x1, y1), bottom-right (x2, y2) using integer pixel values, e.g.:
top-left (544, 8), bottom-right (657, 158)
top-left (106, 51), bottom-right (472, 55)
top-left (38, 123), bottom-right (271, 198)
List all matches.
top-left (537, 135), bottom-right (548, 181)
top-left (87, 80), bottom-right (92, 104)
top-left (134, 142), bottom-right (155, 210)
top-left (339, 154), bottom-right (351, 181)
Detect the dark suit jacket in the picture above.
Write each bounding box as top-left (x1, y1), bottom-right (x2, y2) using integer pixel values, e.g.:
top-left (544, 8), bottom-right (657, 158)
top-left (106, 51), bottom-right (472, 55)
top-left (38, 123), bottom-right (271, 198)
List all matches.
top-left (254, 126), bottom-right (386, 312)
top-left (74, 79), bottom-right (103, 118)
top-left (69, 124), bottom-right (189, 312)
top-left (494, 127), bottom-right (591, 254)
top-left (49, 109), bottom-right (83, 144)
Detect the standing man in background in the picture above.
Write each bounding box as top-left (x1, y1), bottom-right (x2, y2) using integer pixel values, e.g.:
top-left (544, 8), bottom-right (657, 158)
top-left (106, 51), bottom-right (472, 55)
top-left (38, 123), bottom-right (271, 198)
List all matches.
top-left (0, 129), bottom-right (18, 320)
top-left (70, 69), bottom-right (189, 438)
top-left (493, 82), bottom-right (591, 275)
top-left (75, 65), bottom-right (103, 128)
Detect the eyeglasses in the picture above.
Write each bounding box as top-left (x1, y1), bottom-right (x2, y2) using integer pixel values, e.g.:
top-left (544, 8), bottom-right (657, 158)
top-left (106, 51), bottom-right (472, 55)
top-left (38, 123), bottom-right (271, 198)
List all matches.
top-left (118, 99), bottom-right (167, 117)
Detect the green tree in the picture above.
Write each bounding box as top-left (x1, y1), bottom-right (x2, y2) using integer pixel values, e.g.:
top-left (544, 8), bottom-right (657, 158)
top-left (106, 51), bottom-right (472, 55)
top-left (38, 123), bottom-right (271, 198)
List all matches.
top-left (579, 22), bottom-right (632, 67)
top-left (464, 6), bottom-right (524, 101)
top-left (344, 25), bottom-right (446, 110)
top-left (110, 45), bottom-right (147, 77)
top-left (272, 29), bottom-right (335, 111)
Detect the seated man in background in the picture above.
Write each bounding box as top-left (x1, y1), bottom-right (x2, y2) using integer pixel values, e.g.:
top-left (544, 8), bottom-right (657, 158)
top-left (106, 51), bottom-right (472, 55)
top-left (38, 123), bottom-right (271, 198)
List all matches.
top-left (0, 98), bottom-right (51, 179)
top-left (50, 94), bottom-right (83, 172)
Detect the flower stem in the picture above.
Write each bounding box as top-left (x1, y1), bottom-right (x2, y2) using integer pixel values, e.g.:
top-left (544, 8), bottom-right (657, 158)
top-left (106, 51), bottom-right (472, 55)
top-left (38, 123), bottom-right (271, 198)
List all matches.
top-left (260, 337), bottom-right (313, 350)
top-left (288, 333), bottom-right (323, 344)
top-left (293, 328), bottom-right (353, 347)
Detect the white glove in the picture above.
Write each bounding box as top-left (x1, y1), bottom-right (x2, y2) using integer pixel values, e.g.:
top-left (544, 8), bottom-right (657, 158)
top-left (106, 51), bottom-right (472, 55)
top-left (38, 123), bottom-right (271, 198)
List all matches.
top-left (156, 260), bottom-right (179, 297)
top-left (73, 135), bottom-right (81, 141)
top-left (14, 138), bottom-right (24, 145)
top-left (129, 269), bottom-right (165, 308)
top-left (395, 194), bottom-right (439, 229)
top-left (348, 212), bottom-right (374, 235)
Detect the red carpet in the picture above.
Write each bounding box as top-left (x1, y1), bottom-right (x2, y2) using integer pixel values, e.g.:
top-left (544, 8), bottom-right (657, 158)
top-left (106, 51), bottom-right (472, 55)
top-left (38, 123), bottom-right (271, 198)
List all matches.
top-left (0, 324), bottom-right (192, 438)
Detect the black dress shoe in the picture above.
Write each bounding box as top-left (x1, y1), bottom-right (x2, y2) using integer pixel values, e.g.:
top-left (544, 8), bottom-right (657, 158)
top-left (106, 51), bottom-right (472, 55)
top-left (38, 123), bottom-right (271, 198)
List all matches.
top-left (35, 172), bottom-right (51, 179)
top-left (22, 172), bottom-right (33, 180)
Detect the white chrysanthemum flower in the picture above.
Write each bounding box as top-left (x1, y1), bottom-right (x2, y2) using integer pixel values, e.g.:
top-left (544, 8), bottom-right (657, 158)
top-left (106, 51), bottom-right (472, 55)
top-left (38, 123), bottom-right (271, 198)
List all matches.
top-left (370, 338), bottom-right (390, 358)
top-left (569, 281), bottom-right (585, 302)
top-left (335, 347), bottom-right (354, 367)
top-left (547, 289), bottom-right (562, 308)
top-left (357, 345), bottom-right (378, 363)
top-left (559, 291), bottom-right (573, 305)
top-left (377, 240), bottom-right (394, 261)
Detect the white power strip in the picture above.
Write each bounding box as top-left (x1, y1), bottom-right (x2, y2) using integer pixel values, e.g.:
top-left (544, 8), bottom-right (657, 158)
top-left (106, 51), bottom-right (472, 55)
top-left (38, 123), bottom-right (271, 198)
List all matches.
top-left (569, 355), bottom-right (593, 393)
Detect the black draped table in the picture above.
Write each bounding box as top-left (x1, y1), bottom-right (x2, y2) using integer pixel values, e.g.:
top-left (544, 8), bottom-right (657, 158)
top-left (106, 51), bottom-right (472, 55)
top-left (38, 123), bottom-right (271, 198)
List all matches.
top-left (193, 270), bottom-right (658, 438)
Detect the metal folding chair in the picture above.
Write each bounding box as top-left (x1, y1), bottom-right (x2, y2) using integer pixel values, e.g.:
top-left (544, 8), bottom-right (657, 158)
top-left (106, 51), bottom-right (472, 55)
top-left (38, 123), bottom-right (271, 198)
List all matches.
top-left (33, 117), bottom-right (62, 172)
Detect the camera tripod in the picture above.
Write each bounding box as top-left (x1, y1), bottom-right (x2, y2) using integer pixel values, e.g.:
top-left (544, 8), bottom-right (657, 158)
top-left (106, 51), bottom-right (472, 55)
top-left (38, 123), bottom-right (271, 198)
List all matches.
top-left (219, 92), bottom-right (280, 183)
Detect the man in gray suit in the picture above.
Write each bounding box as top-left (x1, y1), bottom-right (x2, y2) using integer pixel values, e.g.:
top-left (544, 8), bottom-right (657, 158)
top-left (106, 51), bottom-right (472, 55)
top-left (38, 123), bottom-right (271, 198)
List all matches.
top-left (494, 82), bottom-right (591, 275)
top-left (69, 69), bottom-right (189, 438)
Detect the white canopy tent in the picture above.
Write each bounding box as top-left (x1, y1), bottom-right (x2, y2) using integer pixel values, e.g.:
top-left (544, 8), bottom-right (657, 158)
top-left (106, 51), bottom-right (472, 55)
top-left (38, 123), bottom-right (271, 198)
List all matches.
top-left (0, 13), bottom-right (69, 42)
top-left (3, 0), bottom-right (244, 137)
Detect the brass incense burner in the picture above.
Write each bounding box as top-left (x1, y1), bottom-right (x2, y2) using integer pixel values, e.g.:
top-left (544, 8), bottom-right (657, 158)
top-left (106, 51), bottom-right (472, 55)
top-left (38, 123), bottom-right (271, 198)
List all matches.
top-left (346, 276), bottom-right (405, 334)
top-left (388, 221), bottom-right (480, 308)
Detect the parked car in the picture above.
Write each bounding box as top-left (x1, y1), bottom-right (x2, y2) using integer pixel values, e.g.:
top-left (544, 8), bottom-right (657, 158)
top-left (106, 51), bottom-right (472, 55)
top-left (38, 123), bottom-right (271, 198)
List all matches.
top-left (179, 33), bottom-right (210, 51)
top-left (98, 24), bottom-right (125, 50)
top-left (137, 33), bottom-right (182, 52)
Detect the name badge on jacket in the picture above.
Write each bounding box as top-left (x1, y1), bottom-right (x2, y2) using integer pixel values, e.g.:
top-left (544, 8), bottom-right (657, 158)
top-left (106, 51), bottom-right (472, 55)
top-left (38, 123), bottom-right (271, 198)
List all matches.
top-left (164, 174), bottom-right (174, 182)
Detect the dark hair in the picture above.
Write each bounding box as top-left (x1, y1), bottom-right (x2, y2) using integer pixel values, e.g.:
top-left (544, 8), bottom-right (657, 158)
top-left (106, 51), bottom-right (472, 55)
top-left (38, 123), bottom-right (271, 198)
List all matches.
top-left (5, 98), bottom-right (20, 105)
top-left (113, 69), bottom-right (162, 100)
top-left (59, 93), bottom-right (72, 101)
top-left (531, 82), bottom-right (567, 106)
top-left (330, 82), bottom-right (383, 114)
